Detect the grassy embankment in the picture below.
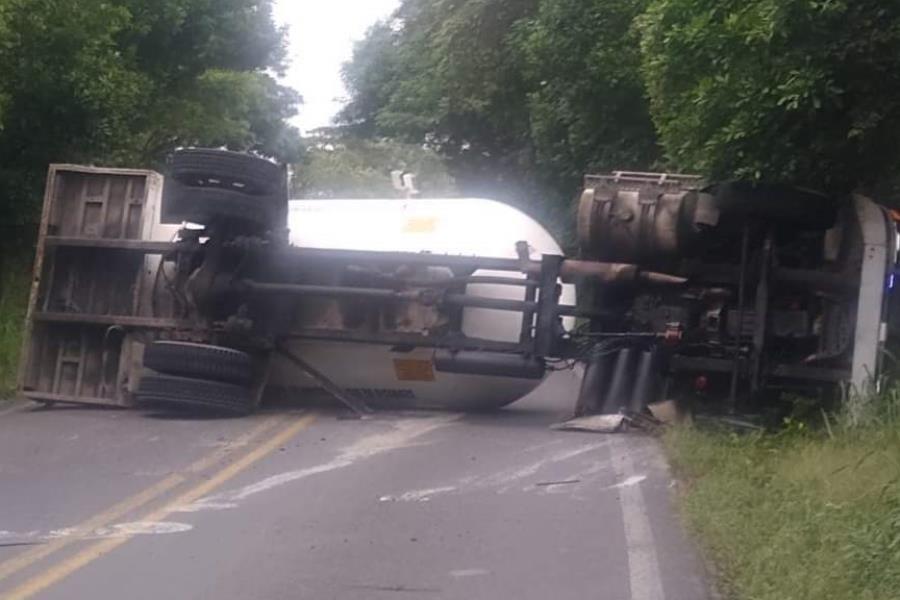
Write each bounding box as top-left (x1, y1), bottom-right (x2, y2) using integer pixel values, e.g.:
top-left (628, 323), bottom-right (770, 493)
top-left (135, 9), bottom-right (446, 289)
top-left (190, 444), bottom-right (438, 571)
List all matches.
top-left (0, 258), bottom-right (30, 399)
top-left (667, 393), bottom-right (900, 600)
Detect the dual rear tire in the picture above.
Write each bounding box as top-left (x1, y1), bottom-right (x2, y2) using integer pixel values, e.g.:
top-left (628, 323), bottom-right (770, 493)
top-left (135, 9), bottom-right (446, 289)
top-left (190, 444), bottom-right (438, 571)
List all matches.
top-left (147, 149), bottom-right (281, 413)
top-left (161, 148), bottom-right (287, 228)
top-left (137, 342), bottom-right (257, 416)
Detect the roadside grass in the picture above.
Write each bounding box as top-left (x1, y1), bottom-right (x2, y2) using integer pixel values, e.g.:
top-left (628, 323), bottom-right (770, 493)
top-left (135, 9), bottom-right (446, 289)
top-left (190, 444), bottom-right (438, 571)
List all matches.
top-left (0, 258), bottom-right (30, 399)
top-left (666, 392), bottom-right (900, 600)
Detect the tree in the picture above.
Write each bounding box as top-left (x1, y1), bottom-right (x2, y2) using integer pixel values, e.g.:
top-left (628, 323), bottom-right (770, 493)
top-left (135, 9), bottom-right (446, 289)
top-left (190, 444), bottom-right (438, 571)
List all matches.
top-left (0, 0), bottom-right (301, 241)
top-left (340, 0), bottom-right (542, 207)
top-left (640, 0), bottom-right (900, 193)
top-left (513, 0), bottom-right (661, 194)
top-left (340, 0), bottom-right (662, 222)
top-left (293, 134), bottom-right (456, 199)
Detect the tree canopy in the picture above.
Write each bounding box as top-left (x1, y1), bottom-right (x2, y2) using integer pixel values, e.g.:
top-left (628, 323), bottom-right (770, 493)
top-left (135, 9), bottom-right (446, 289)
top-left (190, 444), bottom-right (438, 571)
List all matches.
top-left (6, 0), bottom-right (900, 244)
top-left (340, 0), bottom-right (543, 208)
top-left (294, 133), bottom-right (455, 200)
top-left (339, 0), bottom-right (664, 215)
top-left (0, 0), bottom-right (301, 237)
top-left (342, 0), bottom-right (900, 207)
top-left (640, 0), bottom-right (900, 193)
top-left (514, 0), bottom-right (661, 193)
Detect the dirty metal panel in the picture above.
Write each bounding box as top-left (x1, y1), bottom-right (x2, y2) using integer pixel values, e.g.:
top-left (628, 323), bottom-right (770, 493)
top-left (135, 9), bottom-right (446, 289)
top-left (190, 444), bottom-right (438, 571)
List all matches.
top-left (851, 195), bottom-right (891, 398)
top-left (44, 237), bottom-right (191, 253)
top-left (18, 165), bottom-right (164, 407)
top-left (46, 166), bottom-right (151, 239)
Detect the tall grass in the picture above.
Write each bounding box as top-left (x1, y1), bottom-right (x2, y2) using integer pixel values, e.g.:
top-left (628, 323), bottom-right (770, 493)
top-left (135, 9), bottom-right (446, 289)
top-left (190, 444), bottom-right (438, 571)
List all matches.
top-left (0, 257), bottom-right (31, 399)
top-left (666, 389), bottom-right (900, 600)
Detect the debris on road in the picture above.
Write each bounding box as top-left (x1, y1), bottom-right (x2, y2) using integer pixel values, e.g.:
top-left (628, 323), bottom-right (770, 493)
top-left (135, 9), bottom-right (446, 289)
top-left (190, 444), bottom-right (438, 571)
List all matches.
top-left (647, 400), bottom-right (682, 425)
top-left (552, 414), bottom-right (626, 434)
top-left (553, 408), bottom-right (669, 435)
top-left (534, 479), bottom-right (581, 487)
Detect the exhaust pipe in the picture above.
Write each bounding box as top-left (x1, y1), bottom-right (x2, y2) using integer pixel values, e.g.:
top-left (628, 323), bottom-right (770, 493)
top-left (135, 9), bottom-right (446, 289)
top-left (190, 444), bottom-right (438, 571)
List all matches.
top-left (603, 348), bottom-right (637, 414)
top-left (630, 350), bottom-right (659, 413)
top-left (575, 350), bottom-right (613, 416)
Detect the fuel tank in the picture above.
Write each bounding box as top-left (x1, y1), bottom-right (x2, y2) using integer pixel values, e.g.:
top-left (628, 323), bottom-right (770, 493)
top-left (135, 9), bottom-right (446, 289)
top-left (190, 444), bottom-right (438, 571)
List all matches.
top-left (269, 198), bottom-right (576, 410)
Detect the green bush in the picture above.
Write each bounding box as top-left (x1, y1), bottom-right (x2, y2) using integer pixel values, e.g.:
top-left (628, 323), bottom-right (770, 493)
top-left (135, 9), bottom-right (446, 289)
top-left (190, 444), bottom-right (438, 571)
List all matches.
top-left (0, 257), bottom-right (31, 399)
top-left (640, 0), bottom-right (900, 193)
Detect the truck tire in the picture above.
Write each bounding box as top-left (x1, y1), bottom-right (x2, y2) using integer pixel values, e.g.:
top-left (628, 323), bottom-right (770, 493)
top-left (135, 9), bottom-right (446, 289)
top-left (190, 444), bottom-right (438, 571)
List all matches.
top-left (143, 342), bottom-right (253, 385)
top-left (136, 374), bottom-right (254, 415)
top-left (169, 149), bottom-right (283, 196)
top-left (163, 180), bottom-right (281, 226)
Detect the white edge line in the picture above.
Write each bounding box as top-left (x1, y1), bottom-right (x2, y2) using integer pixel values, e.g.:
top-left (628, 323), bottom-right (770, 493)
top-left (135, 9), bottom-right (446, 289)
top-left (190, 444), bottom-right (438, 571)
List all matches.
top-left (613, 437), bottom-right (666, 600)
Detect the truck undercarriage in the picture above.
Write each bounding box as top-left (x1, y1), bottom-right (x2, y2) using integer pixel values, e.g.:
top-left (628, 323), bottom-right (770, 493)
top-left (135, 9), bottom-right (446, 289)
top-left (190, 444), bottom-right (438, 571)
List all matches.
top-left (575, 173), bottom-right (896, 415)
top-left (17, 152), bottom-right (897, 419)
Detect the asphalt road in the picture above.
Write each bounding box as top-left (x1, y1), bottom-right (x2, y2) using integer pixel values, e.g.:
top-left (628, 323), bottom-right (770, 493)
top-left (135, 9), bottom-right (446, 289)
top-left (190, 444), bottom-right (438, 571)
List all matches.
top-left (0, 372), bottom-right (710, 600)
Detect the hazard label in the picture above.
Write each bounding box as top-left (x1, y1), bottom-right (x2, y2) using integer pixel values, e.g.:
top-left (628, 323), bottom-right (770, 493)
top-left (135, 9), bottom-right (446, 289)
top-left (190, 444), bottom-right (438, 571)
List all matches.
top-left (403, 217), bottom-right (438, 233)
top-left (393, 359), bottom-right (436, 382)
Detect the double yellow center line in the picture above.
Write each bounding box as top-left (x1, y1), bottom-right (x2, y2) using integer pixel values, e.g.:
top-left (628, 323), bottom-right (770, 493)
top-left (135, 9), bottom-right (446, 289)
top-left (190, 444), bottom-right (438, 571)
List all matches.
top-left (0, 412), bottom-right (318, 599)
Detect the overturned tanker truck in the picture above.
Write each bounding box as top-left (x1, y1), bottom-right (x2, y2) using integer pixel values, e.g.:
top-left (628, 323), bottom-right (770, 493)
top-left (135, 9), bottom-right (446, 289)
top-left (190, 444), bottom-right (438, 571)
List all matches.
top-left (16, 150), bottom-right (899, 417)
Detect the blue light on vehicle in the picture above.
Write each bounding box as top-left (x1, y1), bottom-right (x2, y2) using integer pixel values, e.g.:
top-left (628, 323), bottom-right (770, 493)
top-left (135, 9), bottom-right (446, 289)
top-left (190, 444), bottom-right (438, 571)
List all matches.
top-left (890, 273), bottom-right (896, 290)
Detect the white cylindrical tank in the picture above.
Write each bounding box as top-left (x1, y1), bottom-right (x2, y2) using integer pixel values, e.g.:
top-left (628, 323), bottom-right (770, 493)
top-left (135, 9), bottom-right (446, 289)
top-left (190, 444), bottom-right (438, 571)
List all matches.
top-left (269, 198), bottom-right (575, 410)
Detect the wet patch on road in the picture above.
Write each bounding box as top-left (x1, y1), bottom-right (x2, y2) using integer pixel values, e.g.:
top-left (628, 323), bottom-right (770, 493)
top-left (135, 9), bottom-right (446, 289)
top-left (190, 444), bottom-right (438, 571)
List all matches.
top-left (178, 414), bottom-right (462, 513)
top-left (0, 521), bottom-right (194, 546)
